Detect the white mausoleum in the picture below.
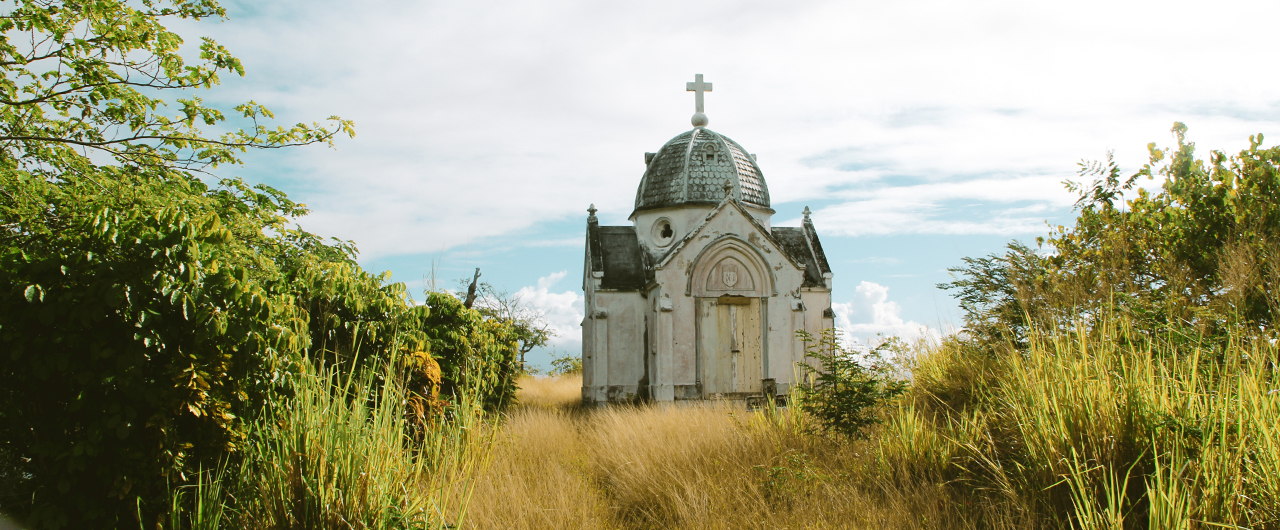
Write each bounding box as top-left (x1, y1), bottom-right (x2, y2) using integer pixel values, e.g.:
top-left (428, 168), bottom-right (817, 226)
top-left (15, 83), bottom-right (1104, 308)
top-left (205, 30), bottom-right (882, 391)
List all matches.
top-left (581, 75), bottom-right (834, 405)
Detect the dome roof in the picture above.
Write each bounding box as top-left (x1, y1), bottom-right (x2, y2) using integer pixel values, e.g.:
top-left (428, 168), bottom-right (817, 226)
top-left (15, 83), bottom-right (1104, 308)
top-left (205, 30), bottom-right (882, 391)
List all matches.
top-left (633, 128), bottom-right (771, 215)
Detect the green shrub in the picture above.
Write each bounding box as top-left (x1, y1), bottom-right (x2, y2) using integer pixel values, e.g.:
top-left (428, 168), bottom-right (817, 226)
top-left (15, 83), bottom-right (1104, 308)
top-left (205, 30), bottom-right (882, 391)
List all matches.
top-left (0, 168), bottom-right (519, 527)
top-left (421, 291), bottom-right (521, 412)
top-left (890, 314), bottom-right (1280, 528)
top-left (796, 330), bottom-right (907, 440)
top-left (0, 0), bottom-right (358, 525)
top-left (919, 125), bottom-right (1280, 526)
top-left (0, 173), bottom-right (312, 527)
top-left (943, 124), bottom-right (1280, 348)
top-left (548, 351), bottom-right (583, 376)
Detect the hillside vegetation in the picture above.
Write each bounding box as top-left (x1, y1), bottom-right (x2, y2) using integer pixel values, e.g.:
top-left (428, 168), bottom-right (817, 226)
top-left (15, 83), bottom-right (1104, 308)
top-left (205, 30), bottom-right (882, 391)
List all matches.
top-left (0, 1), bottom-right (519, 527)
top-left (0, 0), bottom-right (1277, 525)
top-left (465, 126), bottom-right (1280, 529)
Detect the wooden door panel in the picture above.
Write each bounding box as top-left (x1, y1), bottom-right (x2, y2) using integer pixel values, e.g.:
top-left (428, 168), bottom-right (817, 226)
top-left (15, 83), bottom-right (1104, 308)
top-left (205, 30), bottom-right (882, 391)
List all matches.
top-left (735, 299), bottom-right (763, 393)
top-left (697, 297), bottom-right (763, 397)
top-left (698, 298), bottom-right (729, 395)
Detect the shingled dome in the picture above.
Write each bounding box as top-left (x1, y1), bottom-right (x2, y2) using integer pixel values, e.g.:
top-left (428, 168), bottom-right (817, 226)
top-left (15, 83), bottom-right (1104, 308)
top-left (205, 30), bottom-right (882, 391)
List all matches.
top-left (633, 128), bottom-right (771, 215)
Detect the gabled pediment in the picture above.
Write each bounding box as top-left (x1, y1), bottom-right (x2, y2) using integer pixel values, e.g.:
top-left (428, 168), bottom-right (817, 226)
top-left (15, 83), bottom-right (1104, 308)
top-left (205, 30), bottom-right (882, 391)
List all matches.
top-left (655, 198), bottom-right (809, 296)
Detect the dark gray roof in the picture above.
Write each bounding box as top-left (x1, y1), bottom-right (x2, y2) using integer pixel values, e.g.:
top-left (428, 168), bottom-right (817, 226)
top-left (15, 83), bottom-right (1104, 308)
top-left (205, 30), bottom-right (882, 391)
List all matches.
top-left (771, 224), bottom-right (832, 288)
top-left (633, 128), bottom-right (771, 215)
top-left (586, 223), bottom-right (648, 291)
top-left (804, 217), bottom-right (831, 279)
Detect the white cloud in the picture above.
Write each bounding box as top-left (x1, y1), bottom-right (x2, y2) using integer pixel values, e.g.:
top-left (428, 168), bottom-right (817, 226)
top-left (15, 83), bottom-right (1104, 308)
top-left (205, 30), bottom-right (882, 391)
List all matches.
top-left (523, 238), bottom-right (584, 248)
top-left (175, 0), bottom-right (1280, 261)
top-left (513, 271), bottom-right (584, 350)
top-left (833, 281), bottom-right (943, 348)
top-left (773, 175), bottom-right (1075, 237)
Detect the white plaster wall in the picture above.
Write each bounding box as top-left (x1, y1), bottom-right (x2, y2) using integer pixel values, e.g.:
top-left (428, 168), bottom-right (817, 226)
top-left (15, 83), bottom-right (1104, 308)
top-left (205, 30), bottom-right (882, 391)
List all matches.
top-left (667, 280), bottom-right (698, 387)
top-left (582, 308), bottom-right (594, 388)
top-left (800, 289), bottom-right (834, 369)
top-left (766, 295), bottom-right (799, 387)
top-left (597, 291), bottom-right (647, 398)
top-left (801, 291), bottom-right (831, 332)
top-left (647, 286), bottom-right (675, 401)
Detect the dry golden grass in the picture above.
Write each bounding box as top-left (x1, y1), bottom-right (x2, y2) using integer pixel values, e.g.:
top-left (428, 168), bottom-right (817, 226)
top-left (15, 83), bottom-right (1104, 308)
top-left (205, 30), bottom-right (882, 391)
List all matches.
top-left (514, 374), bottom-right (585, 411)
top-left (463, 375), bottom-right (969, 530)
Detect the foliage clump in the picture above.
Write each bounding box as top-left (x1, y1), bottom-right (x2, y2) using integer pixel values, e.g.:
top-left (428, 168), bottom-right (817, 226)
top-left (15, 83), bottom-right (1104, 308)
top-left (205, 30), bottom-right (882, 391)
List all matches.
top-left (0, 1), bottom-right (519, 527)
top-left (455, 277), bottom-right (554, 371)
top-left (796, 329), bottom-right (907, 440)
top-left (420, 290), bottom-right (520, 411)
top-left (918, 124), bottom-right (1280, 527)
top-left (547, 351), bottom-right (583, 377)
top-left (944, 122), bottom-right (1280, 349)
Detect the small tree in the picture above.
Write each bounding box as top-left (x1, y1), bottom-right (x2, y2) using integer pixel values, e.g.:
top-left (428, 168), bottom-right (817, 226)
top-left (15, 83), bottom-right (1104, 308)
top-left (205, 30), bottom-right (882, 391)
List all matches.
top-left (796, 329), bottom-right (907, 440)
top-left (548, 351), bottom-right (583, 377)
top-left (454, 277), bottom-right (553, 370)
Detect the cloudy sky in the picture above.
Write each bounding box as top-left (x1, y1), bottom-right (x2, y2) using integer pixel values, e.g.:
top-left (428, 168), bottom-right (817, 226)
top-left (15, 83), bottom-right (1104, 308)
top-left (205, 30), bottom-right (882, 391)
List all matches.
top-left (182, 0), bottom-right (1280, 369)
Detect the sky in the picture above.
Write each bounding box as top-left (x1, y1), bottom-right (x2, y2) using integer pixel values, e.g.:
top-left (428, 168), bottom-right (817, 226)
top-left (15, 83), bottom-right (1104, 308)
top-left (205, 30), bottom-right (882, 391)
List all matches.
top-left (176, 0), bottom-right (1280, 370)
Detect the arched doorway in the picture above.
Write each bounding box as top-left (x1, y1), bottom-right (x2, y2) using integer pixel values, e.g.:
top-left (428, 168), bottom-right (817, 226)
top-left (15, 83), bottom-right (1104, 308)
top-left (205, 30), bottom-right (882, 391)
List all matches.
top-left (691, 241), bottom-right (772, 398)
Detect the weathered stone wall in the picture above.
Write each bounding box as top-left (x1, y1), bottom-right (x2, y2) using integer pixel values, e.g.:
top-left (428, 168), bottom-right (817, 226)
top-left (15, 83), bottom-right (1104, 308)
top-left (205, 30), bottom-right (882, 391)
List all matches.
top-left (583, 291), bottom-right (647, 404)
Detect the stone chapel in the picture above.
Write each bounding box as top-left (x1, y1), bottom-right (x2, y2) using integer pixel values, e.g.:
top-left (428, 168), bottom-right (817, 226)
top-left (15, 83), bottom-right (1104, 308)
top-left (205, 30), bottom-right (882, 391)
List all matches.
top-left (581, 75), bottom-right (834, 406)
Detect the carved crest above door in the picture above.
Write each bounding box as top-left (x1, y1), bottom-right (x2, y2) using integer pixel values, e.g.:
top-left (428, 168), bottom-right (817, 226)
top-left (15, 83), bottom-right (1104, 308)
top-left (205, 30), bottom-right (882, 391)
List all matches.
top-left (722, 268), bottom-right (738, 288)
top-left (706, 257), bottom-right (754, 292)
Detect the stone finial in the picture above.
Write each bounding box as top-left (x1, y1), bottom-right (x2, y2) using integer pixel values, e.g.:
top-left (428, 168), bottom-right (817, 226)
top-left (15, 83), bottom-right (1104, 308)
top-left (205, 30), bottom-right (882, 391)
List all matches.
top-left (722, 179), bottom-right (733, 198)
top-left (588, 204), bottom-right (598, 218)
top-left (687, 74), bottom-right (712, 128)
top-left (803, 206), bottom-right (812, 221)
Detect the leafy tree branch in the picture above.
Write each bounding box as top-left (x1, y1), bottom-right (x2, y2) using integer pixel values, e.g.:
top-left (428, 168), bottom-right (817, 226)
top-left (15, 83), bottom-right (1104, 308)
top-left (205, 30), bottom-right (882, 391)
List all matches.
top-left (0, 0), bottom-right (354, 174)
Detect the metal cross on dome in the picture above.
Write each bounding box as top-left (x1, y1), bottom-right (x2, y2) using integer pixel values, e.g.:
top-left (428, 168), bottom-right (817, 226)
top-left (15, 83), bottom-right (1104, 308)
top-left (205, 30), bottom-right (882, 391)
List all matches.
top-left (686, 74), bottom-right (712, 127)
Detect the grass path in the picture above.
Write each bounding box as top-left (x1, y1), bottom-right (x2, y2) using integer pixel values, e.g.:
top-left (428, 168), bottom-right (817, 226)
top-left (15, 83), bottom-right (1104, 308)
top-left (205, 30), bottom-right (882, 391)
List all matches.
top-left (462, 376), bottom-right (956, 530)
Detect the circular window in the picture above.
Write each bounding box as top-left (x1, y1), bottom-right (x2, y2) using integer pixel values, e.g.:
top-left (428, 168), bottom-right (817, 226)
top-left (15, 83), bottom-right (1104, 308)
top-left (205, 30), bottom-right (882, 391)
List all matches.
top-left (651, 218), bottom-right (675, 247)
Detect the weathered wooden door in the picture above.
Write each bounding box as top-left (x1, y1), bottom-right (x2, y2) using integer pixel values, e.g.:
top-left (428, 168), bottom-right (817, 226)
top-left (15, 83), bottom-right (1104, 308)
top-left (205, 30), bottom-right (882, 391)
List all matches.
top-left (697, 295), bottom-right (763, 397)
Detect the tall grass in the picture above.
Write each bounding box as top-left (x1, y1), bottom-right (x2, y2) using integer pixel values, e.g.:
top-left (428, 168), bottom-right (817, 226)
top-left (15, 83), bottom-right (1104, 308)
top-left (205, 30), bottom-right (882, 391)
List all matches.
top-left (902, 318), bottom-right (1280, 528)
top-left (470, 318), bottom-right (1278, 529)
top-left (465, 376), bottom-right (964, 530)
top-left (165, 319), bottom-right (1279, 529)
top-left (170, 358), bottom-right (494, 530)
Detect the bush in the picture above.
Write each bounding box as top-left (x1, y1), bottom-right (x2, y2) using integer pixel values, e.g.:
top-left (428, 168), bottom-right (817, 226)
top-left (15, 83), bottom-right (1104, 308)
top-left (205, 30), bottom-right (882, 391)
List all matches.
top-left (917, 125), bottom-right (1280, 527)
top-left (943, 123), bottom-right (1280, 348)
top-left (420, 291), bottom-right (521, 412)
top-left (796, 330), bottom-right (907, 440)
top-left (890, 314), bottom-right (1280, 528)
top-left (0, 173), bottom-right (313, 527)
top-left (0, 169), bottom-right (520, 526)
top-left (0, 0), bottom-right (360, 525)
top-left (0, 1), bottom-right (536, 524)
top-left (548, 351), bottom-right (583, 377)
